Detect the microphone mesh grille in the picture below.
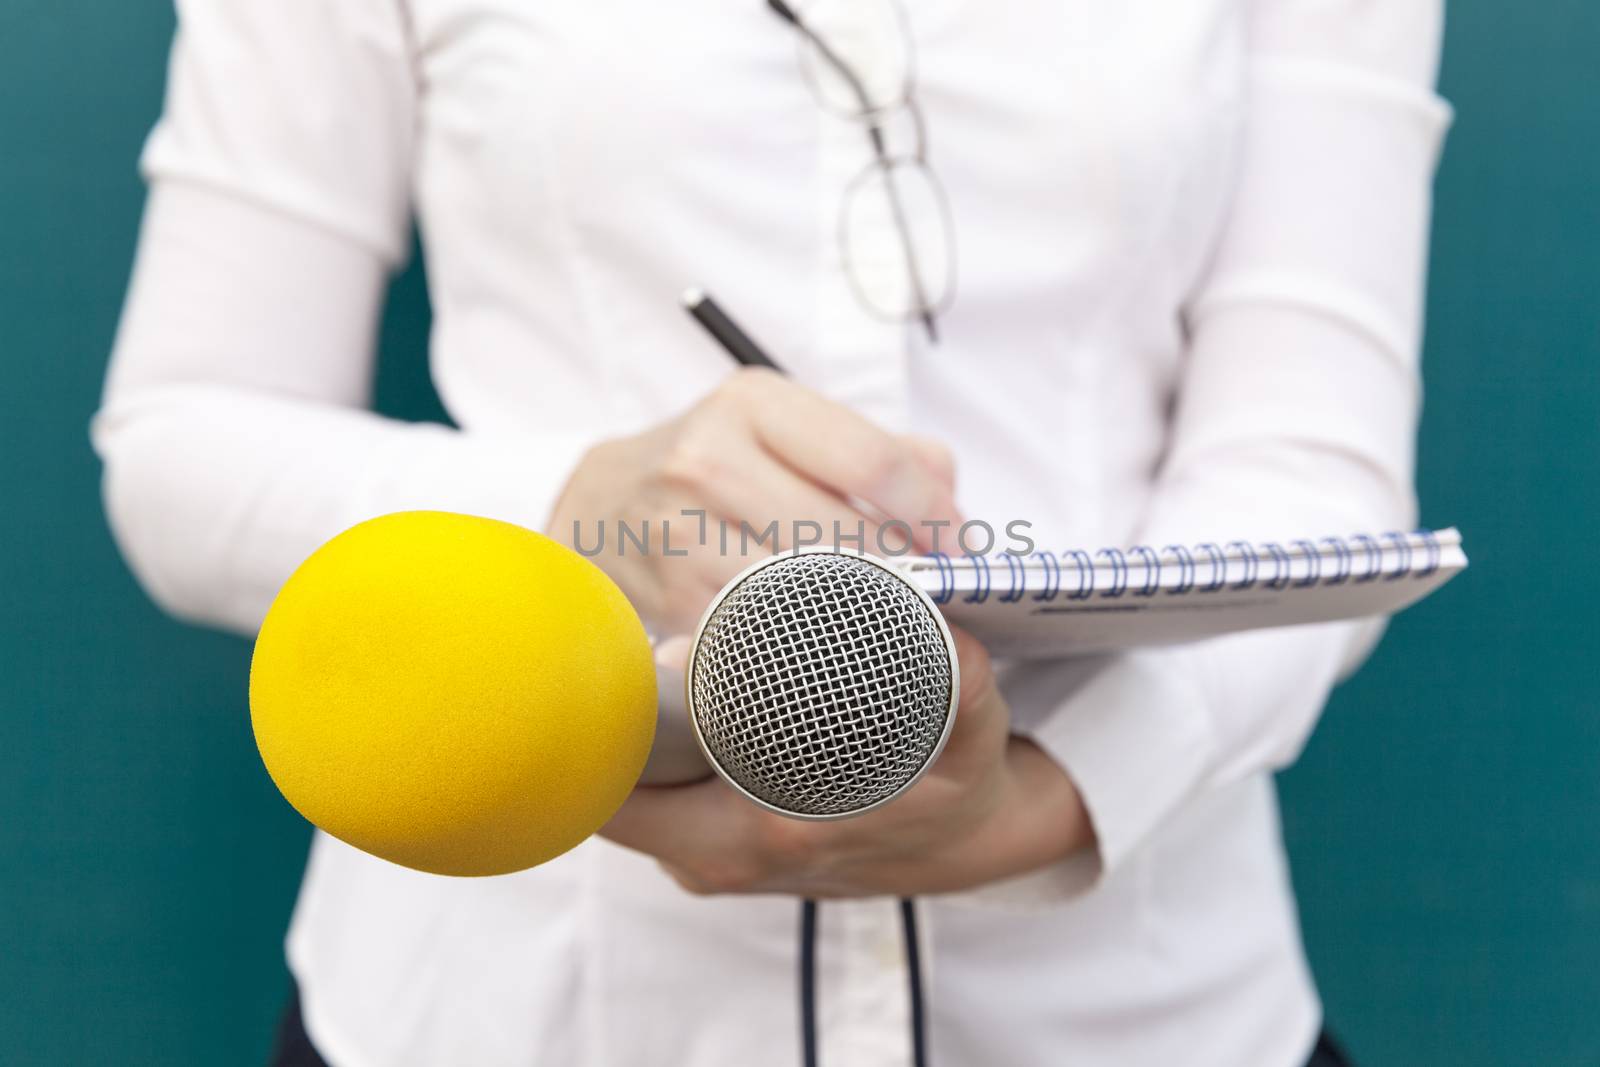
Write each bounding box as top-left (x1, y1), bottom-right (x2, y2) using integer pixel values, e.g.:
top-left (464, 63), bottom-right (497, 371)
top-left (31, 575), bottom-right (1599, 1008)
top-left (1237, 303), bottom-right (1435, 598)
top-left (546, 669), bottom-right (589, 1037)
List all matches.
top-left (689, 553), bottom-right (955, 817)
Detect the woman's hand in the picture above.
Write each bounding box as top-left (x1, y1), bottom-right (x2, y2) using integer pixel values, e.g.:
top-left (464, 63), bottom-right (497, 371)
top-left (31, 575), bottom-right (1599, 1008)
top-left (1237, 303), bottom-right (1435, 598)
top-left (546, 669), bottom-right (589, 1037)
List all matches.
top-left (601, 629), bottom-right (1094, 898)
top-left (545, 368), bottom-right (963, 633)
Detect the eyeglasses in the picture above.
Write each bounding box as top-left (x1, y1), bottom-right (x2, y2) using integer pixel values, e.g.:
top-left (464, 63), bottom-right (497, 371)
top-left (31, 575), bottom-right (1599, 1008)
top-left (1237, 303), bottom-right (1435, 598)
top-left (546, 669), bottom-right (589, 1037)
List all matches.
top-left (768, 0), bottom-right (956, 344)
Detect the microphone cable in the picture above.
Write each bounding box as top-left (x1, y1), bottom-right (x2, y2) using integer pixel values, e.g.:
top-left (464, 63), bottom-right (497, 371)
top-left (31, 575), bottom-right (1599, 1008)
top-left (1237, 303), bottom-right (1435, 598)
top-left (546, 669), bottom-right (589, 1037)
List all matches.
top-left (798, 897), bottom-right (929, 1067)
top-left (900, 898), bottom-right (929, 1067)
top-left (800, 900), bottom-right (818, 1067)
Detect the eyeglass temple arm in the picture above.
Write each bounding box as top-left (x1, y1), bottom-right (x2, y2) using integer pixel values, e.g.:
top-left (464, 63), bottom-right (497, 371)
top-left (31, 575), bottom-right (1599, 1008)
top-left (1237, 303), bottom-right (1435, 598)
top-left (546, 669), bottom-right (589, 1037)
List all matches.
top-left (766, 0), bottom-right (941, 344)
top-left (766, 0), bottom-right (802, 23)
top-left (765, 0), bottom-right (879, 119)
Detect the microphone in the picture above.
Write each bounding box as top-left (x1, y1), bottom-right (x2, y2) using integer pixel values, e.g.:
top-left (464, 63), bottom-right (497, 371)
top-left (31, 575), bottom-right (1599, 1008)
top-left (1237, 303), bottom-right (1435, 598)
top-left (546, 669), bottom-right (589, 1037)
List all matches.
top-left (686, 550), bottom-right (960, 819)
top-left (248, 510), bottom-right (658, 877)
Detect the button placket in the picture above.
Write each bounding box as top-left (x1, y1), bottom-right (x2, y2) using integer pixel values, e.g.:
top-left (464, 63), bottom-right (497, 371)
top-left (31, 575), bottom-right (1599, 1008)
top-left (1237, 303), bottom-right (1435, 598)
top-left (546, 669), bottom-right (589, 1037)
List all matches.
top-left (821, 897), bottom-right (912, 1067)
top-left (806, 4), bottom-right (913, 433)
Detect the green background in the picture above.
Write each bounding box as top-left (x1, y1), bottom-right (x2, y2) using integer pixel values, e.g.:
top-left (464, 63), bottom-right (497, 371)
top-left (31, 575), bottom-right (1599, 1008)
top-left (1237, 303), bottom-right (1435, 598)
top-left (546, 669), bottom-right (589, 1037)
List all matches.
top-left (2, 2), bottom-right (1595, 1063)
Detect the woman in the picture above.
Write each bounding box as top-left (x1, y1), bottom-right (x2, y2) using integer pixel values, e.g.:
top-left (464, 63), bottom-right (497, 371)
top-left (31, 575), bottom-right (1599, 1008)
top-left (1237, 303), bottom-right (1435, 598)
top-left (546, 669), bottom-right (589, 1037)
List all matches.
top-left (94, 1), bottom-right (1450, 1064)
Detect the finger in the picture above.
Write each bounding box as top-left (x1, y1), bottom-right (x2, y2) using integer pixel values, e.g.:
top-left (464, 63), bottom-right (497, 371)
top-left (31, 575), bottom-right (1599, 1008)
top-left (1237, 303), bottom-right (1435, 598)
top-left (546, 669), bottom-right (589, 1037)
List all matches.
top-left (951, 626), bottom-right (998, 711)
top-left (929, 626), bottom-right (1010, 777)
top-left (671, 526), bottom-right (756, 626)
top-left (898, 434), bottom-right (957, 495)
top-left (641, 505), bottom-right (749, 632)
top-left (894, 433), bottom-right (964, 554)
top-left (678, 446), bottom-right (893, 558)
top-left (734, 374), bottom-right (964, 546)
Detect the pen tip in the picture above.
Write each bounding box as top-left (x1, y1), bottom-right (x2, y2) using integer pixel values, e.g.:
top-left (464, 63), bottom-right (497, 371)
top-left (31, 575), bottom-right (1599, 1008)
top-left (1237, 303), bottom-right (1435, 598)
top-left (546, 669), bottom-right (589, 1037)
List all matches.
top-left (680, 287), bottom-right (706, 309)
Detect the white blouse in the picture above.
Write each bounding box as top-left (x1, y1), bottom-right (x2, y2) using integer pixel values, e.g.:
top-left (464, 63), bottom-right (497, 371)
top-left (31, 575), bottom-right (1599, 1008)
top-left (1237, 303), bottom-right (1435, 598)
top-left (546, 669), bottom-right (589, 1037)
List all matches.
top-left (94, 2), bottom-right (1450, 1065)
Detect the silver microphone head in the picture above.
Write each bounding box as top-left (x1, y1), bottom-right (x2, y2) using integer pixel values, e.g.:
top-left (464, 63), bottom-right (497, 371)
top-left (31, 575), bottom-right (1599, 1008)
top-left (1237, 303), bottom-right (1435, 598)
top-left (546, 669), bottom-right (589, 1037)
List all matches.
top-left (687, 550), bottom-right (959, 820)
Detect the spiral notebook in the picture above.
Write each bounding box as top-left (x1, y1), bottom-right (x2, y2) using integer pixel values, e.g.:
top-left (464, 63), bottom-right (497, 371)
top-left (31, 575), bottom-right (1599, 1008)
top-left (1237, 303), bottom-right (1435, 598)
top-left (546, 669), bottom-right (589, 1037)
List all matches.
top-left (890, 528), bottom-right (1466, 658)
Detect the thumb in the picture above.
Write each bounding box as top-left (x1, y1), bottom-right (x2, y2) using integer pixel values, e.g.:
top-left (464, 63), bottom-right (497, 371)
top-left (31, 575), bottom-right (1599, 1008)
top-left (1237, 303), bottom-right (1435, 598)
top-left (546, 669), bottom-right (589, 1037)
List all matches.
top-left (933, 626), bottom-right (1010, 777)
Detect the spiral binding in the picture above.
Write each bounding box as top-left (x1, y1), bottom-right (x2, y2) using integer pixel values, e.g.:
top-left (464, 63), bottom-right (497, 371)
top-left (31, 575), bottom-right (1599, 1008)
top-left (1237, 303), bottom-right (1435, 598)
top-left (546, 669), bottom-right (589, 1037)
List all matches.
top-left (924, 531), bottom-right (1446, 604)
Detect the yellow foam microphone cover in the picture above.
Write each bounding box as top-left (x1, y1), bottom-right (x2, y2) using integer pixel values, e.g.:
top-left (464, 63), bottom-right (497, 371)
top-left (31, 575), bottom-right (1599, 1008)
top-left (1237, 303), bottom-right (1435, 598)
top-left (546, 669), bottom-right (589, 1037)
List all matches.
top-left (249, 511), bottom-right (656, 877)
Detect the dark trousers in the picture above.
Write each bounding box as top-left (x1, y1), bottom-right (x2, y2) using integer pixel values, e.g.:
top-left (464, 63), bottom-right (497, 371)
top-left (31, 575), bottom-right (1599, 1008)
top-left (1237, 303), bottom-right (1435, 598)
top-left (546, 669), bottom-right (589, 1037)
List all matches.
top-left (271, 987), bottom-right (1355, 1067)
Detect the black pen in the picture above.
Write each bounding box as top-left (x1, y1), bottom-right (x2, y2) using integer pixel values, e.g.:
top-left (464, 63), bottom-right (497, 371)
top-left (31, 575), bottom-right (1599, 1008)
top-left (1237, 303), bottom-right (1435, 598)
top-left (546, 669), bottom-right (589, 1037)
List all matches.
top-left (681, 288), bottom-right (786, 373)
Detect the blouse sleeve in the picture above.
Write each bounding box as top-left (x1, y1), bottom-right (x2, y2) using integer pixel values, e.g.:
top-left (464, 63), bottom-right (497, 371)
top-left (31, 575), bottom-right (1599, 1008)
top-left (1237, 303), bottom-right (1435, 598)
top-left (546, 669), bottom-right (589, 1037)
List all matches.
top-left (1014, 0), bottom-right (1453, 896)
top-left (92, 1), bottom-right (593, 634)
